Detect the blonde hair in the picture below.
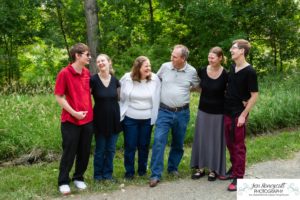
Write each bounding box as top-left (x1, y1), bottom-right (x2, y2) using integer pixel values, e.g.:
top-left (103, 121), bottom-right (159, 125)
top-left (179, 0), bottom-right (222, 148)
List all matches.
top-left (96, 54), bottom-right (115, 75)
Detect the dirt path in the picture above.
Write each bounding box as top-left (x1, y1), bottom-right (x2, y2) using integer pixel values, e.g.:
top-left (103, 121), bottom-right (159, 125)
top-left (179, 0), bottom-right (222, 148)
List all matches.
top-left (56, 151), bottom-right (300, 200)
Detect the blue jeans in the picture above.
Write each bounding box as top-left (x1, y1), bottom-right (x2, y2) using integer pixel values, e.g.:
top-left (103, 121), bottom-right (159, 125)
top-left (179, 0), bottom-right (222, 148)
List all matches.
top-left (122, 116), bottom-right (153, 177)
top-left (150, 108), bottom-right (190, 180)
top-left (93, 133), bottom-right (119, 180)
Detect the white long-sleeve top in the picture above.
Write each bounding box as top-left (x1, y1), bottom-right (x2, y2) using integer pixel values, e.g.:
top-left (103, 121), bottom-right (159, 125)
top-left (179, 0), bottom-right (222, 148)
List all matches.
top-left (119, 72), bottom-right (161, 125)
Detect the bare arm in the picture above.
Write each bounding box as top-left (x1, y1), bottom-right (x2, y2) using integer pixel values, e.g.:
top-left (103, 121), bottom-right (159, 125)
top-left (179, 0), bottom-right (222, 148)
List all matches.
top-left (190, 85), bottom-right (201, 93)
top-left (237, 92), bottom-right (259, 127)
top-left (55, 95), bottom-right (87, 120)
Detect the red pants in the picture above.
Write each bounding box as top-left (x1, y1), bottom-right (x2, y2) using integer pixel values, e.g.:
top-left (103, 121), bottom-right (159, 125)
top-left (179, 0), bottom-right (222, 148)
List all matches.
top-left (224, 115), bottom-right (247, 178)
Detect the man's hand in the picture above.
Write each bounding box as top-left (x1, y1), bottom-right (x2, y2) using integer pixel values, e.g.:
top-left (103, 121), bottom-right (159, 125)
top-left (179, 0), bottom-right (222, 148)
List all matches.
top-left (237, 115), bottom-right (246, 127)
top-left (72, 111), bottom-right (88, 120)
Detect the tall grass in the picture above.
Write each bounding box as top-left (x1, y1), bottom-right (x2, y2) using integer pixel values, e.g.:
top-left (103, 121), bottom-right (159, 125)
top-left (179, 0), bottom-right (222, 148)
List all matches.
top-left (248, 71), bottom-right (300, 133)
top-left (0, 95), bottom-right (61, 160)
top-left (0, 72), bottom-right (299, 160)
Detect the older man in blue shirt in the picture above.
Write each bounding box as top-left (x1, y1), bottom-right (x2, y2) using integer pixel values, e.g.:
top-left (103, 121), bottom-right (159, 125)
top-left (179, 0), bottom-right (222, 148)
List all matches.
top-left (149, 44), bottom-right (200, 187)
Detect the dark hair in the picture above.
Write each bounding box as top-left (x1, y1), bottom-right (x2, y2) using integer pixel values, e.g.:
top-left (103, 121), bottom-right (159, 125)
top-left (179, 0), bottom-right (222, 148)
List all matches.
top-left (69, 43), bottom-right (89, 62)
top-left (173, 44), bottom-right (189, 61)
top-left (232, 39), bottom-right (251, 57)
top-left (131, 56), bottom-right (151, 82)
top-left (209, 46), bottom-right (227, 65)
top-left (96, 54), bottom-right (115, 75)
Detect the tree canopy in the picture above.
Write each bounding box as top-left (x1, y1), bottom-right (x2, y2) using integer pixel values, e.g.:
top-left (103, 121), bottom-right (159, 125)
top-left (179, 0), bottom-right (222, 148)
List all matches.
top-left (0, 0), bottom-right (299, 87)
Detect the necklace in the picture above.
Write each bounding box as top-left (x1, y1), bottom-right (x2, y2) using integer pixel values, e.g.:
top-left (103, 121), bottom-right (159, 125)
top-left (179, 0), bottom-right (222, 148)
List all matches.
top-left (98, 73), bottom-right (110, 80)
top-left (207, 65), bottom-right (223, 79)
top-left (98, 73), bottom-right (111, 87)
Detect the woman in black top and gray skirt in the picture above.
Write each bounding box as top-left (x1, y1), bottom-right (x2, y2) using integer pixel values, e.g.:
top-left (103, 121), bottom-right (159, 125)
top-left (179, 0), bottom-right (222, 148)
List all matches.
top-left (190, 47), bottom-right (228, 181)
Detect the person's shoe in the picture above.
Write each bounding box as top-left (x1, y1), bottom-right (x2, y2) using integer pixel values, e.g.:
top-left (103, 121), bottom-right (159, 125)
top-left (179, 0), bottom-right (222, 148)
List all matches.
top-left (191, 169), bottom-right (205, 179)
top-left (124, 174), bottom-right (134, 180)
top-left (149, 179), bottom-right (160, 187)
top-left (94, 178), bottom-right (103, 183)
top-left (227, 178), bottom-right (237, 191)
top-left (208, 171), bottom-right (217, 181)
top-left (104, 177), bottom-right (118, 183)
top-left (219, 167), bottom-right (233, 180)
top-left (138, 172), bottom-right (146, 177)
top-left (59, 184), bottom-right (71, 195)
top-left (218, 175), bottom-right (229, 180)
top-left (73, 180), bottom-right (87, 190)
top-left (168, 170), bottom-right (180, 177)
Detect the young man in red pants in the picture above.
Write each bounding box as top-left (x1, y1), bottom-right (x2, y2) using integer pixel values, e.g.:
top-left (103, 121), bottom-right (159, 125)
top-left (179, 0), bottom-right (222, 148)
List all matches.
top-left (224, 39), bottom-right (258, 191)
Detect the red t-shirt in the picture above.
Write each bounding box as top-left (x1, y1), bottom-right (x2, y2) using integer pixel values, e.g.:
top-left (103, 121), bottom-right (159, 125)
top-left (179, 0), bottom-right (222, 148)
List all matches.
top-left (54, 64), bottom-right (93, 125)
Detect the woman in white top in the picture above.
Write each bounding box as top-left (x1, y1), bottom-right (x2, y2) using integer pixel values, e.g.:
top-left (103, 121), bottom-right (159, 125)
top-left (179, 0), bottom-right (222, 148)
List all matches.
top-left (120, 56), bottom-right (161, 179)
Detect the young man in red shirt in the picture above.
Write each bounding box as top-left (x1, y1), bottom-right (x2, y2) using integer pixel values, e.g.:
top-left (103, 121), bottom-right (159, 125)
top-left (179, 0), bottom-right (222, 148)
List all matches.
top-left (54, 43), bottom-right (93, 195)
top-left (224, 39), bottom-right (259, 191)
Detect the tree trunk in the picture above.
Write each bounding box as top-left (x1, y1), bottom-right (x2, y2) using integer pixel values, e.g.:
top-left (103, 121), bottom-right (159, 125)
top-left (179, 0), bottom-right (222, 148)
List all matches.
top-left (273, 40), bottom-right (277, 71)
top-left (148, 0), bottom-right (154, 44)
top-left (279, 43), bottom-right (283, 72)
top-left (84, 0), bottom-right (99, 75)
top-left (4, 35), bottom-right (13, 84)
top-left (55, 0), bottom-right (70, 62)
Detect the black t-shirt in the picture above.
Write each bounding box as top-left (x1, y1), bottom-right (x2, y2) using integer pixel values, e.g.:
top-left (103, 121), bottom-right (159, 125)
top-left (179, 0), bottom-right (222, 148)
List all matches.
top-left (90, 74), bottom-right (122, 137)
top-left (224, 64), bottom-right (258, 116)
top-left (198, 66), bottom-right (228, 114)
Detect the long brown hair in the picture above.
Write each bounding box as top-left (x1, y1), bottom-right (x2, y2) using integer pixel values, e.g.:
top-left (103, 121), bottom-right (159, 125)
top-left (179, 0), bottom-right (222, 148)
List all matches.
top-left (131, 56), bottom-right (152, 82)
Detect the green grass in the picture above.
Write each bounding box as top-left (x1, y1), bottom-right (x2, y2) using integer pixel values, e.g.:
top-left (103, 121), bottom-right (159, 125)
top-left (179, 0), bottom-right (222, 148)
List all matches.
top-left (0, 72), bottom-right (299, 160)
top-left (247, 128), bottom-right (300, 164)
top-left (0, 129), bottom-right (299, 200)
top-left (248, 71), bottom-right (300, 133)
top-left (0, 95), bottom-right (61, 160)
top-left (0, 71), bottom-right (299, 199)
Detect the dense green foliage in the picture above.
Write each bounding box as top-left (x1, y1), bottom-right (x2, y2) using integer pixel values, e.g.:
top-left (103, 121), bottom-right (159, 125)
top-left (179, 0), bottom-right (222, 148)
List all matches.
top-left (0, 0), bottom-right (299, 86)
top-left (0, 1), bottom-right (299, 198)
top-left (0, 72), bottom-right (299, 161)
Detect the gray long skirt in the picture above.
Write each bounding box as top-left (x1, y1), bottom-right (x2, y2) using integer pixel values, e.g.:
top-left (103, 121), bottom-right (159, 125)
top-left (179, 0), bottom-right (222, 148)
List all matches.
top-left (190, 110), bottom-right (226, 176)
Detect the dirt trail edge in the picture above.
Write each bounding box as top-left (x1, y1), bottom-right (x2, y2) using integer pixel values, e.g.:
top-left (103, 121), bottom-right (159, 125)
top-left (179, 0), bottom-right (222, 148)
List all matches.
top-left (56, 151), bottom-right (300, 200)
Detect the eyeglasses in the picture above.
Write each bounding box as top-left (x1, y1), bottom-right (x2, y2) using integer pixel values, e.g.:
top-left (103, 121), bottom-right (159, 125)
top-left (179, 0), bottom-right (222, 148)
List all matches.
top-left (230, 45), bottom-right (243, 50)
top-left (230, 45), bottom-right (239, 50)
top-left (81, 52), bottom-right (91, 57)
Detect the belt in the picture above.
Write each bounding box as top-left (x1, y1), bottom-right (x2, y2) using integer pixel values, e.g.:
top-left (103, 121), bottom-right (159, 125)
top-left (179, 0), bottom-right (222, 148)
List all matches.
top-left (160, 103), bottom-right (189, 112)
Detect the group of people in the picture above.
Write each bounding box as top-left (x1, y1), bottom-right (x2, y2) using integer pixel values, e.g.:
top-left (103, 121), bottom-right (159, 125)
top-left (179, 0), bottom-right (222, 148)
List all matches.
top-left (190, 41), bottom-right (258, 193)
top-left (54, 39), bottom-right (258, 195)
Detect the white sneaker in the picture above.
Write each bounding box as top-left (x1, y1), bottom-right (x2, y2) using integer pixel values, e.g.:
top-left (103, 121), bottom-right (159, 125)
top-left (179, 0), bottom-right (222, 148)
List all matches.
top-left (59, 184), bottom-right (71, 195)
top-left (73, 180), bottom-right (87, 190)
